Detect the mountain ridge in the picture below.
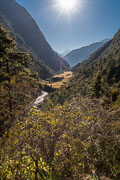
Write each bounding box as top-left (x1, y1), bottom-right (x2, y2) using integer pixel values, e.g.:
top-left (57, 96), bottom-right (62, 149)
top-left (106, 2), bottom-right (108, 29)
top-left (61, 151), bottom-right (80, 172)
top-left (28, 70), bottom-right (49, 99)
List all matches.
top-left (0, 0), bottom-right (70, 72)
top-left (0, 11), bottom-right (54, 79)
top-left (64, 39), bottom-right (109, 67)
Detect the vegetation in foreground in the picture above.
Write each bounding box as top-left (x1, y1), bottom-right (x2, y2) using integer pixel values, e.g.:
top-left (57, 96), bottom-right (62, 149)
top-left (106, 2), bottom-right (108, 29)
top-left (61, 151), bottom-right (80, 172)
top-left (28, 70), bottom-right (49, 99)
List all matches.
top-left (1, 99), bottom-right (120, 180)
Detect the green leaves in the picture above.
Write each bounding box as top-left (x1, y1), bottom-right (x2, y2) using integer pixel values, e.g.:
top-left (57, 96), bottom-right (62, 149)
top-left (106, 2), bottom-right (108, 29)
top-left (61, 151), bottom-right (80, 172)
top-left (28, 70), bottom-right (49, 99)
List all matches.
top-left (0, 24), bottom-right (38, 137)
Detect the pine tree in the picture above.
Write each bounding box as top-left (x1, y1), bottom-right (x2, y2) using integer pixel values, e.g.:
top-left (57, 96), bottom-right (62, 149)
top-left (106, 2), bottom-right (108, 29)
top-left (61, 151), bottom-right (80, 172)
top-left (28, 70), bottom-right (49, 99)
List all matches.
top-left (0, 24), bottom-right (37, 136)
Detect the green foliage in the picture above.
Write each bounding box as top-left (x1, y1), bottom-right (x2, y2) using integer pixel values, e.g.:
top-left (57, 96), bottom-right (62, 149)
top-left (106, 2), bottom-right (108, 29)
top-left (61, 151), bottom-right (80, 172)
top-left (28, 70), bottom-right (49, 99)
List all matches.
top-left (93, 73), bottom-right (101, 98)
top-left (0, 24), bottom-right (38, 136)
top-left (1, 98), bottom-right (120, 179)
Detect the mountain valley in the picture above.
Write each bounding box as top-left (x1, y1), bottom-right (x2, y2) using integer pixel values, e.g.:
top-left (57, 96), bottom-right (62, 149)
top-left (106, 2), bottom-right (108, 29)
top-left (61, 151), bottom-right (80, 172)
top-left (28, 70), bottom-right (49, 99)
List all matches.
top-left (0, 0), bottom-right (120, 179)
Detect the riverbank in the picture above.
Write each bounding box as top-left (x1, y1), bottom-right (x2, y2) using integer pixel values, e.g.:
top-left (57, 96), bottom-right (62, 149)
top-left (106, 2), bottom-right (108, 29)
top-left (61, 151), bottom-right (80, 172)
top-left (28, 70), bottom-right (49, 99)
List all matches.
top-left (33, 71), bottom-right (73, 109)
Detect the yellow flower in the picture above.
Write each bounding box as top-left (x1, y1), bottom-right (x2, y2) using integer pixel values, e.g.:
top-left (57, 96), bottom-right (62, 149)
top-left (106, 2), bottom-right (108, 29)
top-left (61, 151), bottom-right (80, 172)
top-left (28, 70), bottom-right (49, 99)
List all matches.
top-left (10, 79), bottom-right (15, 85)
top-left (88, 116), bottom-right (91, 120)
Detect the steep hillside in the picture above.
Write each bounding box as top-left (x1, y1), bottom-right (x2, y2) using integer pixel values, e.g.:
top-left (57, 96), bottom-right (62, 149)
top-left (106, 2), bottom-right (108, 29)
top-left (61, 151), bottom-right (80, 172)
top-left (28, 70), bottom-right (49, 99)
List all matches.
top-left (0, 0), bottom-right (69, 72)
top-left (68, 29), bottom-right (120, 105)
top-left (65, 39), bottom-right (109, 67)
top-left (0, 12), bottom-right (53, 79)
top-left (44, 29), bottom-right (120, 109)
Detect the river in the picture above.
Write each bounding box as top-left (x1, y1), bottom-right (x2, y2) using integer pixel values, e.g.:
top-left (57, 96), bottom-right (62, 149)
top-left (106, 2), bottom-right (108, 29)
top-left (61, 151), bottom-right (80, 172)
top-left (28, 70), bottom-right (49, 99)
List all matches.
top-left (33, 91), bottom-right (48, 108)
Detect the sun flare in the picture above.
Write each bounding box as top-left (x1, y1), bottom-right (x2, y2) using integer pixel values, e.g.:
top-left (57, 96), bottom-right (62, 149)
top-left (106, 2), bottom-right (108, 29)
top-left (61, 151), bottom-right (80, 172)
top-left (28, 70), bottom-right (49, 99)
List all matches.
top-left (55, 0), bottom-right (79, 14)
top-left (58, 0), bottom-right (76, 11)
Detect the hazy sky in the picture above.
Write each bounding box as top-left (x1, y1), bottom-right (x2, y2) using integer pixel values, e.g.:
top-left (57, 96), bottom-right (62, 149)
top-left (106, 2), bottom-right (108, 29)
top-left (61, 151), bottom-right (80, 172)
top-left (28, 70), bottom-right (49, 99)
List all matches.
top-left (16, 0), bottom-right (120, 53)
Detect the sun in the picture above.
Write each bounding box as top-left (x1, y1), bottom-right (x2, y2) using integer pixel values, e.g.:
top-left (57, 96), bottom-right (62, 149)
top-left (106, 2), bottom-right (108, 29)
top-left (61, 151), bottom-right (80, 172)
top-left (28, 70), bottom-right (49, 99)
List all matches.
top-left (52, 0), bottom-right (82, 17)
top-left (55, 0), bottom-right (78, 14)
top-left (58, 0), bottom-right (77, 11)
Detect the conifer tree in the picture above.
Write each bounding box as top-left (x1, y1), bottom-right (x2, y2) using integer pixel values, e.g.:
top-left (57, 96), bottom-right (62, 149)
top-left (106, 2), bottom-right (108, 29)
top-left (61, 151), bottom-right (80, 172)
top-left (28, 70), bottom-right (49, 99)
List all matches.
top-left (0, 24), bottom-right (37, 136)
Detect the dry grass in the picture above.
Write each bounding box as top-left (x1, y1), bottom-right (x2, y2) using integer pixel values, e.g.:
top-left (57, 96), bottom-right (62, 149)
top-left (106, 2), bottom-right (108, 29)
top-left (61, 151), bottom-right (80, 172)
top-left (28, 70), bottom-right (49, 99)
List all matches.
top-left (42, 71), bottom-right (73, 89)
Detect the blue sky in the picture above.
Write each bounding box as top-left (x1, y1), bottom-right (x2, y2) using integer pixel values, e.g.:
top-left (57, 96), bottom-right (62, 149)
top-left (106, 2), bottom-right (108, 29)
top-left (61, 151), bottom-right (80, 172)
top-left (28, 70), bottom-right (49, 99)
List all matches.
top-left (16, 0), bottom-right (120, 53)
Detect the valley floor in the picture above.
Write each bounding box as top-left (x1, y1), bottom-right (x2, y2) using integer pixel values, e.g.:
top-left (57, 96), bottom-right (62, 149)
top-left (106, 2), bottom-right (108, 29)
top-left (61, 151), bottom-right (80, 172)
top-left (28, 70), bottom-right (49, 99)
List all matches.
top-left (42, 71), bottom-right (73, 89)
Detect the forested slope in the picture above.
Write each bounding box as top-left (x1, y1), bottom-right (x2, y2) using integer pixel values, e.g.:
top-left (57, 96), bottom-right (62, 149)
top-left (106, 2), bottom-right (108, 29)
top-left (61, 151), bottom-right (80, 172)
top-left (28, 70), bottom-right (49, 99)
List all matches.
top-left (0, 12), bottom-right (53, 79)
top-left (0, 0), bottom-right (70, 74)
top-left (69, 29), bottom-right (120, 106)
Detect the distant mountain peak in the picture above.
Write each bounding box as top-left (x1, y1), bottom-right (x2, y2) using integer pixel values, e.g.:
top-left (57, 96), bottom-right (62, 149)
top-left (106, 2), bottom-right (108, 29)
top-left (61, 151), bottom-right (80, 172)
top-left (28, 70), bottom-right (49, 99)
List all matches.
top-left (60, 49), bottom-right (71, 57)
